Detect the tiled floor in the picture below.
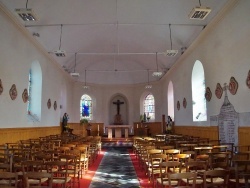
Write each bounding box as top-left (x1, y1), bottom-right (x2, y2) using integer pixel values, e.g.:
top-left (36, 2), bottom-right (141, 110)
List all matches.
top-left (89, 147), bottom-right (140, 188)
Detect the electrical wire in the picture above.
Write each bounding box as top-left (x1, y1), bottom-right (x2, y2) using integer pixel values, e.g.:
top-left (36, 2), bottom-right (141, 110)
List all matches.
top-left (169, 24), bottom-right (172, 50)
top-left (59, 24), bottom-right (63, 50)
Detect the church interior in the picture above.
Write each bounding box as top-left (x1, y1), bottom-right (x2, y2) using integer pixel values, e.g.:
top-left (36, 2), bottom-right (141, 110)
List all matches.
top-left (0, 0), bottom-right (250, 187)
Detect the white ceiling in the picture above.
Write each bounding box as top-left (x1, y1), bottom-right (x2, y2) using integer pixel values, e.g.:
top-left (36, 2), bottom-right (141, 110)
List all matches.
top-left (0, 0), bottom-right (228, 85)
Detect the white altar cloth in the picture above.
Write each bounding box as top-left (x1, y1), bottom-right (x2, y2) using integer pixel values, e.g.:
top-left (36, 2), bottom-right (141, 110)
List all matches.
top-left (105, 125), bottom-right (132, 138)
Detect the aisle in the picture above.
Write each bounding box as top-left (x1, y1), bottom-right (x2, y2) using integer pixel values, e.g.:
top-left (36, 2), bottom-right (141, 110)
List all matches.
top-left (89, 147), bottom-right (140, 188)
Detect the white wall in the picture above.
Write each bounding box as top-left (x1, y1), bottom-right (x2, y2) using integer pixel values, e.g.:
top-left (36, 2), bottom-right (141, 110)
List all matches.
top-left (71, 81), bottom-right (164, 125)
top-left (161, 0), bottom-right (250, 126)
top-left (0, 7), bottom-right (74, 128)
top-left (1, 0), bottom-right (250, 129)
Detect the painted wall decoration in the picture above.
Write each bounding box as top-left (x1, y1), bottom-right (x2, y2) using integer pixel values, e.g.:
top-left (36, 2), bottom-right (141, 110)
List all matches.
top-left (47, 99), bottom-right (51, 109)
top-left (9, 84), bottom-right (17, 100)
top-left (177, 101), bottom-right (180, 111)
top-left (215, 83), bottom-right (223, 99)
top-left (210, 84), bottom-right (239, 148)
top-left (205, 87), bottom-right (212, 101)
top-left (229, 77), bottom-right (238, 95)
top-left (54, 101), bottom-right (57, 110)
top-left (0, 79), bottom-right (3, 95)
top-left (183, 98), bottom-right (187, 108)
top-left (246, 70), bottom-right (250, 89)
top-left (22, 88), bottom-right (28, 103)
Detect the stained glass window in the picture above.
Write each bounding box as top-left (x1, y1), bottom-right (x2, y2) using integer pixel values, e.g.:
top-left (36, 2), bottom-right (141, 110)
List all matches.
top-left (80, 94), bottom-right (92, 120)
top-left (144, 94), bottom-right (155, 120)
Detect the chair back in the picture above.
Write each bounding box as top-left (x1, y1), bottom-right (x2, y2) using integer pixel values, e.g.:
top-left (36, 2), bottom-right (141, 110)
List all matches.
top-left (168, 172), bottom-right (197, 188)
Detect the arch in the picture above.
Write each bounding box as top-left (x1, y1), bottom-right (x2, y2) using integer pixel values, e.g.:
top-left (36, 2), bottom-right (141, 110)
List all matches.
top-left (28, 60), bottom-right (42, 120)
top-left (109, 93), bottom-right (128, 125)
top-left (140, 92), bottom-right (155, 121)
top-left (168, 81), bottom-right (175, 121)
top-left (191, 60), bottom-right (207, 121)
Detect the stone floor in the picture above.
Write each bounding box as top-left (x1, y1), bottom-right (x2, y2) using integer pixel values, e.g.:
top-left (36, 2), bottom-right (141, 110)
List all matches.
top-left (89, 147), bottom-right (140, 188)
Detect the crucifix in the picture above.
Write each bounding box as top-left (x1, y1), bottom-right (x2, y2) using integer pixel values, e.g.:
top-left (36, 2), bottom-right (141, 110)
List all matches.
top-left (113, 99), bottom-right (124, 115)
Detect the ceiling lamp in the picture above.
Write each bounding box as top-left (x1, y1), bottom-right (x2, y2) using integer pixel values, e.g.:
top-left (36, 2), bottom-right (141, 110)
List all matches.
top-left (70, 53), bottom-right (80, 78)
top-left (145, 70), bottom-right (152, 89)
top-left (152, 52), bottom-right (163, 77)
top-left (83, 70), bottom-right (89, 89)
top-left (15, 8), bottom-right (38, 21)
top-left (164, 24), bottom-right (178, 57)
top-left (189, 0), bottom-right (211, 20)
top-left (53, 25), bottom-right (66, 57)
top-left (15, 0), bottom-right (38, 21)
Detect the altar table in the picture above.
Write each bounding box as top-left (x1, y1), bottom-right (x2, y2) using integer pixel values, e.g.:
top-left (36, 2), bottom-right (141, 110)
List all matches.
top-left (105, 125), bottom-right (132, 138)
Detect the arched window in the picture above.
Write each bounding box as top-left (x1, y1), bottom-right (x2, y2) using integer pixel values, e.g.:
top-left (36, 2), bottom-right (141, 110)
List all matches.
top-left (27, 61), bottom-right (42, 121)
top-left (144, 94), bottom-right (155, 121)
top-left (80, 94), bottom-right (92, 120)
top-left (168, 81), bottom-right (174, 120)
top-left (192, 60), bottom-right (207, 121)
top-left (27, 69), bottom-right (31, 112)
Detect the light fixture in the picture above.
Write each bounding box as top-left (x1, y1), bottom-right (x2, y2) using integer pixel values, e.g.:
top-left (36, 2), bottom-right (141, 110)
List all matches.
top-left (53, 25), bottom-right (66, 57)
top-left (145, 69), bottom-right (152, 89)
top-left (15, 0), bottom-right (38, 21)
top-left (70, 53), bottom-right (80, 78)
top-left (189, 0), bottom-right (211, 20)
top-left (164, 24), bottom-right (178, 57)
top-left (152, 52), bottom-right (163, 77)
top-left (83, 70), bottom-right (89, 89)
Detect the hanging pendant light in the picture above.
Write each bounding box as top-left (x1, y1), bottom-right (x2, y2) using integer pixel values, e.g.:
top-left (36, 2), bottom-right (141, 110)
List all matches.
top-left (83, 70), bottom-right (89, 89)
top-left (145, 69), bottom-right (152, 89)
top-left (164, 24), bottom-right (178, 57)
top-left (152, 52), bottom-right (163, 77)
top-left (53, 24), bottom-right (66, 57)
top-left (70, 53), bottom-right (80, 77)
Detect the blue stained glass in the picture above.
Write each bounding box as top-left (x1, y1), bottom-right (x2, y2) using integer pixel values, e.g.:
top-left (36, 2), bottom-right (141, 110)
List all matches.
top-left (82, 102), bottom-right (89, 117)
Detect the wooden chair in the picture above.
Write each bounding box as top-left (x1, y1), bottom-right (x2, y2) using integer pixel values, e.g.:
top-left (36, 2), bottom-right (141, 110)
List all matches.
top-left (156, 161), bottom-right (181, 187)
top-left (59, 154), bottom-right (81, 188)
top-left (0, 171), bottom-right (18, 187)
top-left (147, 153), bottom-right (168, 187)
top-left (168, 172), bottom-right (197, 188)
top-left (145, 149), bottom-right (163, 172)
top-left (210, 152), bottom-right (230, 170)
top-left (45, 160), bottom-right (71, 188)
top-left (24, 172), bottom-right (53, 188)
top-left (74, 146), bottom-right (89, 174)
top-left (203, 169), bottom-right (229, 188)
top-left (174, 154), bottom-right (191, 166)
top-left (183, 161), bottom-right (208, 186)
top-left (229, 160), bottom-right (250, 188)
top-left (164, 149), bottom-right (180, 161)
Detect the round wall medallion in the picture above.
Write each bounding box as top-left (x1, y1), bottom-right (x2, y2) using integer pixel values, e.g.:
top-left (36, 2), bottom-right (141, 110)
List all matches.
top-left (183, 98), bottom-right (187, 109)
top-left (22, 88), bottom-right (28, 103)
top-left (0, 79), bottom-right (3, 95)
top-left (177, 101), bottom-right (180, 111)
top-left (215, 83), bottom-right (223, 99)
top-left (246, 70), bottom-right (250, 89)
top-left (205, 87), bottom-right (212, 101)
top-left (54, 101), bottom-right (57, 110)
top-left (9, 84), bottom-right (17, 100)
top-left (47, 99), bottom-right (51, 109)
top-left (229, 77), bottom-right (238, 95)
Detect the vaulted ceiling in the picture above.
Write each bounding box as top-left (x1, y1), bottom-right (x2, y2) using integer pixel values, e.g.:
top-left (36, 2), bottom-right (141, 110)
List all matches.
top-left (0, 0), bottom-right (228, 85)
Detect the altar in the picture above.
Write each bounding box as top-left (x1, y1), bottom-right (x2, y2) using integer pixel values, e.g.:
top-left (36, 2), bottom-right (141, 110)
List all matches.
top-left (105, 125), bottom-right (132, 138)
